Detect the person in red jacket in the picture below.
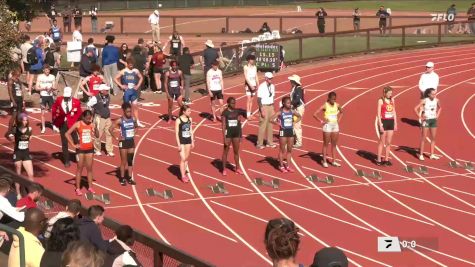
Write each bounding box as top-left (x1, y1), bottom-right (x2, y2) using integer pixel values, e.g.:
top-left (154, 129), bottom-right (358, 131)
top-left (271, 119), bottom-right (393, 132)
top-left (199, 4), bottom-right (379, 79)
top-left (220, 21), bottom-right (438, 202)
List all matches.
top-left (52, 87), bottom-right (82, 167)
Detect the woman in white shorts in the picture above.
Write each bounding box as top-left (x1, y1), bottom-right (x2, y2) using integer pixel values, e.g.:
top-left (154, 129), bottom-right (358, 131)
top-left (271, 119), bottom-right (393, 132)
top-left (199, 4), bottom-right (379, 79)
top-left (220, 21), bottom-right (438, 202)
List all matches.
top-left (313, 92), bottom-right (343, 168)
top-left (243, 55), bottom-right (258, 119)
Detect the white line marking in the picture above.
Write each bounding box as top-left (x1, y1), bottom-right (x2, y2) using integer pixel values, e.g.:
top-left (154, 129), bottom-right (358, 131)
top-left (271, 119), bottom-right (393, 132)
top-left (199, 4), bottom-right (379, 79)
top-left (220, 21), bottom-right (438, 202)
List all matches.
top-left (443, 187), bottom-right (475, 197)
top-left (248, 169), bottom-right (313, 189)
top-left (416, 243), bottom-right (475, 265)
top-left (354, 163), bottom-right (423, 183)
top-left (146, 138), bottom-right (216, 160)
top-left (242, 149), bottom-right (266, 157)
top-left (193, 171), bottom-right (254, 192)
top-left (136, 173), bottom-right (195, 196)
top-left (406, 161), bottom-right (475, 181)
top-left (344, 86), bottom-right (368, 90)
top-left (146, 204), bottom-right (238, 243)
top-left (195, 136), bottom-right (222, 145)
top-left (331, 193), bottom-right (434, 226)
top-left (461, 93), bottom-right (475, 139)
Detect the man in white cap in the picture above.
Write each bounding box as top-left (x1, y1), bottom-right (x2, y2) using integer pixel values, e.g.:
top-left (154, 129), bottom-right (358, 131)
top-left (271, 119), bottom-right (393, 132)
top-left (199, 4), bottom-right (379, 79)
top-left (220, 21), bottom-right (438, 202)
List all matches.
top-left (148, 10), bottom-right (160, 43)
top-left (256, 72), bottom-right (276, 149)
top-left (52, 87), bottom-right (82, 167)
top-left (88, 84), bottom-right (114, 156)
top-left (289, 74), bottom-right (305, 148)
top-left (418, 61), bottom-right (439, 99)
top-left (201, 40), bottom-right (219, 92)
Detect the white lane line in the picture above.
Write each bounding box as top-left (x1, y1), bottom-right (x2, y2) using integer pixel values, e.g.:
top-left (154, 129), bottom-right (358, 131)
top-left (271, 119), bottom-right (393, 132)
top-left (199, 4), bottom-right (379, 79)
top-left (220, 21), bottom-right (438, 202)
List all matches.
top-left (247, 169), bottom-right (313, 189)
top-left (336, 246), bottom-right (392, 267)
top-left (146, 138), bottom-right (215, 160)
top-left (331, 193), bottom-right (434, 226)
top-left (406, 161), bottom-right (475, 181)
top-left (443, 187), bottom-right (475, 197)
top-left (195, 136), bottom-right (222, 145)
top-left (461, 93), bottom-right (475, 139)
top-left (136, 173), bottom-right (195, 197)
top-left (271, 197), bottom-right (372, 231)
top-left (302, 166), bottom-right (367, 185)
top-left (388, 190), bottom-right (475, 216)
top-left (354, 163), bottom-right (423, 183)
top-left (193, 171), bottom-right (254, 192)
top-left (416, 243), bottom-right (475, 266)
top-left (242, 149), bottom-right (266, 157)
top-left (146, 204), bottom-right (238, 243)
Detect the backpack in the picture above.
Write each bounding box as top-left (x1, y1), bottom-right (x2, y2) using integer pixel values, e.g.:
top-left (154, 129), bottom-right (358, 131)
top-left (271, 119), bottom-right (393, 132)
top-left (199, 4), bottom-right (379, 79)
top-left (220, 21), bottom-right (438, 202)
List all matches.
top-left (27, 47), bottom-right (38, 65)
top-left (45, 49), bottom-right (55, 66)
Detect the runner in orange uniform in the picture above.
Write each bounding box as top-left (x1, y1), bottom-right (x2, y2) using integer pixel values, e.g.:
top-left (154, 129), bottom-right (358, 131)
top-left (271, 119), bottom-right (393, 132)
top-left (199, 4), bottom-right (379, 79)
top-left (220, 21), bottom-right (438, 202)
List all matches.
top-left (376, 86), bottom-right (397, 166)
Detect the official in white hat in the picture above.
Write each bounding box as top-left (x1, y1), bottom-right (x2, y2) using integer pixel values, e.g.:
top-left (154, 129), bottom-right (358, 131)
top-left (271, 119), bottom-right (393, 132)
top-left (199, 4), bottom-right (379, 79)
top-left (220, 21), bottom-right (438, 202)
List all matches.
top-left (256, 72), bottom-right (276, 149)
top-left (418, 61), bottom-right (439, 99)
top-left (148, 9), bottom-right (161, 43)
top-left (201, 39), bottom-right (219, 92)
top-left (89, 84), bottom-right (114, 157)
top-left (288, 74), bottom-right (305, 148)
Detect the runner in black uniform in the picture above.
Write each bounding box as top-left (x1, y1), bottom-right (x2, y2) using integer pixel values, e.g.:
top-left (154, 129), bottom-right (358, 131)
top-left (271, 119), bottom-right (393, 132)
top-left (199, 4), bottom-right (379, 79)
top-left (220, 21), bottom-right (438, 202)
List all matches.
top-left (6, 113), bottom-right (34, 198)
top-left (164, 60), bottom-right (184, 123)
top-left (175, 105), bottom-right (194, 183)
top-left (7, 70), bottom-right (24, 136)
top-left (221, 97), bottom-right (247, 176)
top-left (271, 97), bottom-right (301, 173)
top-left (110, 103), bottom-right (137, 186)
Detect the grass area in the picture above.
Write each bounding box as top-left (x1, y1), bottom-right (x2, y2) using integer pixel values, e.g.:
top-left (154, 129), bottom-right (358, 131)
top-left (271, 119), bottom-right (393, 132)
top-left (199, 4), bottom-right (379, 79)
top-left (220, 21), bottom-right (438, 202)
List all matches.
top-left (300, 1), bottom-right (475, 13)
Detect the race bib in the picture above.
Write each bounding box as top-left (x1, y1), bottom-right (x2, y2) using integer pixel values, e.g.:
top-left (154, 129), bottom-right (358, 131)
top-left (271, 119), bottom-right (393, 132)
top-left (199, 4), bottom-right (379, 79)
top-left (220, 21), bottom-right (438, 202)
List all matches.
top-left (82, 131), bottom-right (92, 143)
top-left (182, 130), bottom-right (191, 138)
top-left (385, 112), bottom-right (394, 118)
top-left (53, 32), bottom-right (60, 38)
top-left (128, 83), bottom-right (135, 89)
top-left (172, 42), bottom-right (179, 48)
top-left (170, 80), bottom-right (179, 87)
top-left (228, 120), bottom-right (238, 127)
top-left (284, 118), bottom-right (293, 127)
top-left (327, 114), bottom-right (337, 121)
top-left (93, 84), bottom-right (100, 91)
top-left (16, 89), bottom-right (22, 97)
top-left (125, 129), bottom-right (134, 138)
top-left (18, 141), bottom-right (28, 150)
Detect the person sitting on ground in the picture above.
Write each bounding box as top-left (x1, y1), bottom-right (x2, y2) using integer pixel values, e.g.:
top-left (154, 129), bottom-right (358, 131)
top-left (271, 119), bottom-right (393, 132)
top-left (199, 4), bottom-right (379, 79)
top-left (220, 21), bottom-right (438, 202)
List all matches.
top-left (8, 208), bottom-right (46, 267)
top-left (104, 225), bottom-right (142, 267)
top-left (77, 205), bottom-right (111, 253)
top-left (44, 199), bottom-right (82, 239)
top-left (260, 22), bottom-right (271, 33)
top-left (40, 217), bottom-right (80, 267)
top-left (16, 182), bottom-right (44, 209)
top-left (310, 247), bottom-right (348, 267)
top-left (61, 241), bottom-right (105, 267)
top-left (0, 177), bottom-right (25, 222)
top-left (264, 218), bottom-right (303, 267)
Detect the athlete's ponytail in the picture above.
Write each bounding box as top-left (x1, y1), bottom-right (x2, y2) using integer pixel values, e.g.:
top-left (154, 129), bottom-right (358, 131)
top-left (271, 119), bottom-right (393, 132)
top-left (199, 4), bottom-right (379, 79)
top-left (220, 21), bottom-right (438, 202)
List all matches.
top-left (179, 105), bottom-right (190, 116)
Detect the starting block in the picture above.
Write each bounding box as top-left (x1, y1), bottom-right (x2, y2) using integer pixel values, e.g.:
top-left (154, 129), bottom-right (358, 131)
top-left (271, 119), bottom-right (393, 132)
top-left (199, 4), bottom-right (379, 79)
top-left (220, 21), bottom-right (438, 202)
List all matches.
top-left (37, 200), bottom-right (54, 210)
top-left (306, 174), bottom-right (335, 184)
top-left (449, 161), bottom-right (474, 171)
top-left (145, 189), bottom-right (174, 200)
top-left (85, 192), bottom-right (111, 205)
top-left (404, 165), bottom-right (428, 175)
top-left (208, 182), bottom-right (228, 194)
top-left (356, 169), bottom-right (382, 180)
top-left (254, 177), bottom-right (280, 189)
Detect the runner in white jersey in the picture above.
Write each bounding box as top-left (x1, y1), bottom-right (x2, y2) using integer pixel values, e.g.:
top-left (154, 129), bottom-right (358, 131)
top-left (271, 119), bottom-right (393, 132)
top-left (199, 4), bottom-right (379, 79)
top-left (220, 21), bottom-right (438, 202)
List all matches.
top-left (35, 65), bottom-right (58, 134)
top-left (244, 55), bottom-right (259, 119)
top-left (414, 88), bottom-right (441, 161)
top-left (207, 60), bottom-right (224, 122)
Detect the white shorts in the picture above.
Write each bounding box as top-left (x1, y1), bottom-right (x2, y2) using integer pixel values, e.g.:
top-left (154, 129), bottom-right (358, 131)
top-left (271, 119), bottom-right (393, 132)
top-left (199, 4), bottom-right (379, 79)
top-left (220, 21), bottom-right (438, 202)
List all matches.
top-left (323, 123), bottom-right (339, 133)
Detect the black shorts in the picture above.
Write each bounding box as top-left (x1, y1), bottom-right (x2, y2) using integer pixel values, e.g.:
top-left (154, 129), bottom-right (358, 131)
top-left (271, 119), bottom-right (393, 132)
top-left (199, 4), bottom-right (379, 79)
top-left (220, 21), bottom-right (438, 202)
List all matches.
top-left (225, 128), bottom-right (242, 139)
top-left (379, 20), bottom-right (387, 28)
top-left (119, 139), bottom-right (135, 150)
top-left (180, 137), bottom-right (192, 145)
top-left (153, 67), bottom-right (163, 74)
top-left (40, 96), bottom-right (54, 110)
top-left (77, 148), bottom-right (94, 154)
top-left (210, 90), bottom-right (223, 101)
top-left (13, 150), bottom-right (31, 162)
top-left (168, 90), bottom-right (181, 101)
top-left (23, 62), bottom-right (30, 72)
top-left (279, 128), bottom-right (294, 137)
top-left (12, 100), bottom-right (23, 113)
top-left (30, 69), bottom-right (43, 75)
top-left (381, 119), bottom-right (395, 131)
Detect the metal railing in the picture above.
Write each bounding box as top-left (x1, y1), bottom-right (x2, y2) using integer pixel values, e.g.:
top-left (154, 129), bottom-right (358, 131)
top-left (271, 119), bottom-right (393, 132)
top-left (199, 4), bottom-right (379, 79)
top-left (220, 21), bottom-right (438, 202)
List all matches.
top-left (0, 166), bottom-right (214, 267)
top-left (0, 224), bottom-right (25, 267)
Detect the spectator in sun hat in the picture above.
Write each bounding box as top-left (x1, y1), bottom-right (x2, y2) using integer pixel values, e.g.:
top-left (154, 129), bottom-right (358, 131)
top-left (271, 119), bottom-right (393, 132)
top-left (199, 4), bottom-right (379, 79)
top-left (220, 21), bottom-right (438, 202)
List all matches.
top-left (310, 247), bottom-right (348, 267)
top-left (148, 9), bottom-right (160, 43)
top-left (289, 74), bottom-right (305, 148)
top-left (418, 61), bottom-right (439, 99)
top-left (90, 84), bottom-right (114, 157)
top-left (201, 40), bottom-right (219, 92)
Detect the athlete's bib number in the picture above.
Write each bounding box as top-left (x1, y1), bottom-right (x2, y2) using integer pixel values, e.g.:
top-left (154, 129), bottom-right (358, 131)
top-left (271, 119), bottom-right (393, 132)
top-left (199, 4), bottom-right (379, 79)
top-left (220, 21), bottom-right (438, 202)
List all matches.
top-left (125, 129), bottom-right (135, 138)
top-left (18, 141), bottom-right (28, 150)
top-left (16, 89), bottom-right (22, 97)
top-left (170, 80), bottom-right (179, 88)
top-left (182, 130), bottom-right (191, 138)
top-left (53, 32), bottom-right (60, 38)
top-left (327, 114), bottom-right (337, 121)
top-left (284, 118), bottom-right (293, 127)
top-left (385, 112), bottom-right (394, 119)
top-left (228, 120), bottom-right (238, 127)
top-left (172, 42), bottom-right (179, 48)
top-left (128, 83), bottom-right (135, 89)
top-left (93, 84), bottom-right (100, 91)
top-left (82, 131), bottom-right (92, 143)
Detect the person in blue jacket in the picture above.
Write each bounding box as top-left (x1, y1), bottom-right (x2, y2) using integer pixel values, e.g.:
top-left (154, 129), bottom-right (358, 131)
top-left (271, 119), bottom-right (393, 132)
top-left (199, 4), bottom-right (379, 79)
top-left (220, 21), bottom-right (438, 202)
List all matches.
top-left (102, 35), bottom-right (120, 95)
top-left (28, 39), bottom-right (44, 94)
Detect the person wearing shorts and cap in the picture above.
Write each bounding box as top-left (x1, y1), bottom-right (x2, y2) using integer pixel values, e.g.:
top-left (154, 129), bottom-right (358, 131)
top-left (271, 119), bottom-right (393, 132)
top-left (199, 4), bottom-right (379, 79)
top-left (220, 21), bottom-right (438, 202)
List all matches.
top-left (243, 55), bottom-right (258, 119)
top-left (164, 60), bottom-right (184, 123)
top-left (256, 72), bottom-right (276, 149)
top-left (289, 74), bottom-right (305, 148)
top-left (35, 64), bottom-right (58, 134)
top-left (418, 61), bottom-right (439, 99)
top-left (207, 60), bottom-right (224, 122)
top-left (415, 88), bottom-right (441, 161)
top-left (201, 40), bottom-right (219, 92)
top-left (114, 58), bottom-right (145, 128)
top-left (148, 9), bottom-right (160, 43)
top-left (89, 84), bottom-right (114, 157)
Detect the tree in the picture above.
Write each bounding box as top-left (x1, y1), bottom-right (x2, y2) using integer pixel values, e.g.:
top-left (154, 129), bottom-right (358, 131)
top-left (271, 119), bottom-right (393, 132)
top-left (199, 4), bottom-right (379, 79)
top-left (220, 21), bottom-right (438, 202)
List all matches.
top-left (6, 0), bottom-right (50, 21)
top-left (0, 0), bottom-right (22, 80)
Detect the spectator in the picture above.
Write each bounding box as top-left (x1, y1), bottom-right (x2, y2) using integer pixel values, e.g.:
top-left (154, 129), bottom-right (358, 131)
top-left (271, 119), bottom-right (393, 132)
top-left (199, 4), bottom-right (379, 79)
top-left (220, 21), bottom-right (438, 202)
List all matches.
top-left (80, 64), bottom-right (104, 97)
top-left (20, 35), bottom-right (33, 79)
top-left (90, 85), bottom-right (114, 157)
top-left (52, 87), bottom-right (83, 167)
top-left (61, 241), bottom-right (105, 267)
top-left (90, 5), bottom-right (98, 33)
top-left (83, 38), bottom-right (99, 62)
top-left (49, 19), bottom-right (62, 46)
top-left (418, 62), bottom-right (439, 99)
top-left (104, 225), bottom-right (142, 267)
top-left (77, 205), bottom-right (111, 253)
top-left (16, 182), bottom-right (44, 210)
top-left (467, 2), bottom-right (475, 34)
top-left (376, 6), bottom-right (390, 35)
top-left (256, 72), bottom-right (276, 149)
top-left (53, 44), bottom-right (62, 76)
top-left (131, 45), bottom-right (148, 91)
top-left (289, 75), bottom-right (305, 148)
top-left (8, 208), bottom-right (46, 267)
top-left (447, 4), bottom-right (457, 33)
top-left (259, 22), bottom-right (271, 33)
top-left (118, 43), bottom-right (130, 71)
top-left (73, 6), bottom-right (83, 28)
top-left (77, 49), bottom-right (96, 96)
top-left (102, 35), bottom-right (120, 95)
top-left (43, 45), bottom-right (56, 73)
top-left (72, 25), bottom-right (83, 43)
top-left (264, 218), bottom-right (302, 267)
top-left (201, 40), bottom-right (219, 92)
top-left (62, 8), bottom-right (71, 33)
top-left (310, 247), bottom-right (348, 267)
top-left (36, 64), bottom-right (58, 134)
top-left (40, 217), bottom-right (80, 267)
top-left (315, 7), bottom-right (328, 34)
top-left (207, 61), bottom-right (224, 122)
top-left (218, 42), bottom-right (233, 69)
top-left (44, 199), bottom-right (82, 239)
top-left (164, 31), bottom-right (185, 57)
top-left (0, 177), bottom-right (24, 222)
top-left (178, 47), bottom-right (194, 104)
top-left (148, 10), bottom-right (160, 44)
top-left (151, 45), bottom-right (167, 94)
top-left (353, 8), bottom-right (362, 32)
top-left (28, 39), bottom-right (44, 94)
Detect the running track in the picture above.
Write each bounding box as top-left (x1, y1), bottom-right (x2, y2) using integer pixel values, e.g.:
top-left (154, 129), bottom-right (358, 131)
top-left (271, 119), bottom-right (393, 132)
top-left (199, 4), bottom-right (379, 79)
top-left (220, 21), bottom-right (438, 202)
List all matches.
top-left (1, 45), bottom-right (475, 266)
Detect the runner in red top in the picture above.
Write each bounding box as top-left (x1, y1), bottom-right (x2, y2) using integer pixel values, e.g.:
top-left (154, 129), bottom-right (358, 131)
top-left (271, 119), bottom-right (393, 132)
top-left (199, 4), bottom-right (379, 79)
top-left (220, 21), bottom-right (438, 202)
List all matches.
top-left (80, 64), bottom-right (104, 97)
top-left (376, 86), bottom-right (397, 166)
top-left (65, 110), bottom-right (98, 195)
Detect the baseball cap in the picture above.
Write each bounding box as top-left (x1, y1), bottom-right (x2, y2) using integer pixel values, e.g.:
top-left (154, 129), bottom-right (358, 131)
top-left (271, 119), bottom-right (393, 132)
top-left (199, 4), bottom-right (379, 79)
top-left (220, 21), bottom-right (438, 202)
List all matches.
top-left (265, 72), bottom-right (274, 79)
top-left (63, 87), bottom-right (72, 97)
top-left (426, 62), bottom-right (434, 68)
top-left (310, 247), bottom-right (348, 267)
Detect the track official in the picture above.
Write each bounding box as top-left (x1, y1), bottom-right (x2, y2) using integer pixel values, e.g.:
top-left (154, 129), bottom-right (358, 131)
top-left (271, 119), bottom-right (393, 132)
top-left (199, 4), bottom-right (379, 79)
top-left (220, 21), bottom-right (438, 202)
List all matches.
top-left (289, 74), bottom-right (305, 148)
top-left (418, 62), bottom-right (439, 98)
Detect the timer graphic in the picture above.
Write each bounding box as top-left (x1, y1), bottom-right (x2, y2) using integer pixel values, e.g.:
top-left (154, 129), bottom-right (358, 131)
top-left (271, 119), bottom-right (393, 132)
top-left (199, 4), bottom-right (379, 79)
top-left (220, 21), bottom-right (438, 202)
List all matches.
top-left (377, 237), bottom-right (417, 252)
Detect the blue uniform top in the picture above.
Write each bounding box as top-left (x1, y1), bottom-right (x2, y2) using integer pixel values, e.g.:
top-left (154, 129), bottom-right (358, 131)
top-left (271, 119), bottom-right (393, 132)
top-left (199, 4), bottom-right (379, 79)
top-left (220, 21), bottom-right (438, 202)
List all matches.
top-left (121, 69), bottom-right (138, 89)
top-left (120, 117), bottom-right (135, 140)
top-left (51, 26), bottom-right (61, 41)
top-left (280, 109), bottom-right (293, 130)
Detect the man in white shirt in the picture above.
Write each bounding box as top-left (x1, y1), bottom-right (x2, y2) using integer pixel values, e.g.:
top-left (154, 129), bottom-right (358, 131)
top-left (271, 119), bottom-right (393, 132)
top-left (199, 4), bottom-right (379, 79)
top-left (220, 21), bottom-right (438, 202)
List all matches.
top-left (207, 61), bottom-right (224, 122)
top-left (256, 72), bottom-right (276, 149)
top-left (148, 10), bottom-right (160, 44)
top-left (72, 25), bottom-right (83, 42)
top-left (418, 61), bottom-right (439, 99)
top-left (20, 35), bottom-right (33, 80)
top-left (0, 178), bottom-right (25, 222)
top-left (36, 65), bottom-right (58, 134)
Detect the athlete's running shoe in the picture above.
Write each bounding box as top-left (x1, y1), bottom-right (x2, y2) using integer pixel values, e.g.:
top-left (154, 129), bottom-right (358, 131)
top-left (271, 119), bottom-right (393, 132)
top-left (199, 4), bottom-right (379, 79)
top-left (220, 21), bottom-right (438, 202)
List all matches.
top-left (419, 154), bottom-right (425, 161)
top-left (430, 154), bottom-right (440, 160)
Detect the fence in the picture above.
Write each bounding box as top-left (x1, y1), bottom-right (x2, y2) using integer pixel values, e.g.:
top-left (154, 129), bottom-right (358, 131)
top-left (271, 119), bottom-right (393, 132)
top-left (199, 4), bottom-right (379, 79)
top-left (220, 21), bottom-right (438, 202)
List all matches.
top-left (0, 166), bottom-right (214, 267)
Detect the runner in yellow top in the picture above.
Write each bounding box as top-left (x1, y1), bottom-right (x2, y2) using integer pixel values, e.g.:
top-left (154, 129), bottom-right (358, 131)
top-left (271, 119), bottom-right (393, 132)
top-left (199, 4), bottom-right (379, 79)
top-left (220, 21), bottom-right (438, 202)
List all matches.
top-left (313, 92), bottom-right (343, 168)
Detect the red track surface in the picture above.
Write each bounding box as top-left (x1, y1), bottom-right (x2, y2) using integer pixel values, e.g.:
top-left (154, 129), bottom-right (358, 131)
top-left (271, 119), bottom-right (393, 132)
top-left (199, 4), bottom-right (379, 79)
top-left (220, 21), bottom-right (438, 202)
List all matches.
top-left (2, 45), bottom-right (475, 267)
